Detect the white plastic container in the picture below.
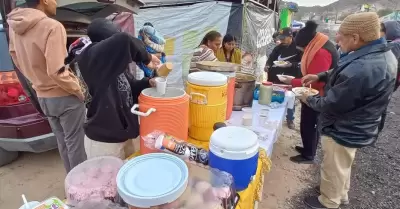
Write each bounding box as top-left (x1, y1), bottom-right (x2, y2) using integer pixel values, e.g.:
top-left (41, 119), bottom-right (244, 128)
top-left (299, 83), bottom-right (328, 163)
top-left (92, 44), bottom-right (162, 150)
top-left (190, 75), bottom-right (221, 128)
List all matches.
top-left (117, 153), bottom-right (189, 208)
top-left (258, 81), bottom-right (273, 105)
top-left (241, 107), bottom-right (253, 126)
top-left (209, 126), bottom-right (259, 191)
top-left (285, 91), bottom-right (295, 109)
top-left (155, 77), bottom-right (167, 95)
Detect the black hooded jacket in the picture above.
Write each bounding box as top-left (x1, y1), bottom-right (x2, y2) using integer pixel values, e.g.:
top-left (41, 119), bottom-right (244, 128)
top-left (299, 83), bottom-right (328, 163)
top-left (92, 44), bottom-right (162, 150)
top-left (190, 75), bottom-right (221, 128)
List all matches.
top-left (266, 40), bottom-right (303, 84)
top-left (77, 19), bottom-right (152, 143)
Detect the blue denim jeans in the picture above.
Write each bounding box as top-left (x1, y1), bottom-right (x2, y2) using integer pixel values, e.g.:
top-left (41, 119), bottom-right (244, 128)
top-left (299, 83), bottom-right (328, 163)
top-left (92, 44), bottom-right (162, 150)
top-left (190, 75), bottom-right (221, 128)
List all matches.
top-left (286, 104), bottom-right (295, 121)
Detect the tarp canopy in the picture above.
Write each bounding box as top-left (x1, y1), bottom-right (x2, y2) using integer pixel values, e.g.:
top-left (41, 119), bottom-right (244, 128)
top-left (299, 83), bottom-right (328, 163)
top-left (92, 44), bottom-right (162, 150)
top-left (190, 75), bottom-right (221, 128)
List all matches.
top-left (140, 0), bottom-right (242, 7)
top-left (134, 1), bottom-right (276, 88)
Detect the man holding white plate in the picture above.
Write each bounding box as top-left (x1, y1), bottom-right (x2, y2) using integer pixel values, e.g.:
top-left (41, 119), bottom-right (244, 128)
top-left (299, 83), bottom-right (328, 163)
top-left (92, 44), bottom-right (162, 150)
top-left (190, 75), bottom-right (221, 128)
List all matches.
top-left (265, 27), bottom-right (303, 129)
top-left (279, 21), bottom-right (339, 165)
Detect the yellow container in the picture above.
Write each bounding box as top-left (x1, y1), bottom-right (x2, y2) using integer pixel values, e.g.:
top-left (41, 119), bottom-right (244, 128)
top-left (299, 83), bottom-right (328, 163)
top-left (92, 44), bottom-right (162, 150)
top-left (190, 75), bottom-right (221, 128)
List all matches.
top-left (186, 71), bottom-right (228, 141)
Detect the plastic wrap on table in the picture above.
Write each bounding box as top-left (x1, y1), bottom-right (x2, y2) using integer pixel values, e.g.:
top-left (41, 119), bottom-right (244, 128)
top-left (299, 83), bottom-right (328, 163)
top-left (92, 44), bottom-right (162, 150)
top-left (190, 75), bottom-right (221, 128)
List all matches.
top-left (271, 86), bottom-right (286, 104)
top-left (188, 163), bottom-right (239, 209)
top-left (126, 163), bottom-right (238, 209)
top-left (31, 197), bottom-right (69, 209)
top-left (142, 130), bottom-right (209, 165)
top-left (64, 156), bottom-right (124, 207)
top-left (285, 91), bottom-right (295, 109)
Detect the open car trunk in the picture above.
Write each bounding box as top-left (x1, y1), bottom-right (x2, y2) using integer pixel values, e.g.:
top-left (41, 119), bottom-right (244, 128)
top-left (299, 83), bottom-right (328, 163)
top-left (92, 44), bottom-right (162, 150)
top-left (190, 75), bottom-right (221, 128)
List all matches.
top-left (1, 0), bottom-right (143, 114)
top-left (56, 0), bottom-right (142, 39)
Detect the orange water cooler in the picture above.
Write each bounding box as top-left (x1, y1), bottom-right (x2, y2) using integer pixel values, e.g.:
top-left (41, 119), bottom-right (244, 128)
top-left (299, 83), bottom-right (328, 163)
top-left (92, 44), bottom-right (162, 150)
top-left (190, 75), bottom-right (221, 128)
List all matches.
top-left (131, 88), bottom-right (189, 154)
top-left (219, 71), bottom-right (235, 120)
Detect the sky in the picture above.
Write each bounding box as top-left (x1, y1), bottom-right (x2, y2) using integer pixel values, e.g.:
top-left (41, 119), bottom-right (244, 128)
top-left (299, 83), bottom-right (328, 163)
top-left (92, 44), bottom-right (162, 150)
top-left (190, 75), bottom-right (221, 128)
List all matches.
top-left (289, 0), bottom-right (338, 7)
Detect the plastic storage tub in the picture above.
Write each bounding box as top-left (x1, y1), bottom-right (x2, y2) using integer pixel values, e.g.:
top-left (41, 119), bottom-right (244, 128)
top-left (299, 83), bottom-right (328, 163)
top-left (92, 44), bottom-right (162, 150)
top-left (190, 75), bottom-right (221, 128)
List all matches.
top-left (209, 126), bottom-right (259, 191)
top-left (65, 156), bottom-right (124, 206)
top-left (117, 153), bottom-right (237, 209)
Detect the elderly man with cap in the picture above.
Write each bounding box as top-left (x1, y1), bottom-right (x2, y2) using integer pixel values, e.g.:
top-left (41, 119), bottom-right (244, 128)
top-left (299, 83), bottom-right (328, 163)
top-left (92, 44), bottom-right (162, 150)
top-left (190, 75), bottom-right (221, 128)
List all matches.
top-left (300, 12), bottom-right (397, 208)
top-left (265, 27), bottom-right (303, 129)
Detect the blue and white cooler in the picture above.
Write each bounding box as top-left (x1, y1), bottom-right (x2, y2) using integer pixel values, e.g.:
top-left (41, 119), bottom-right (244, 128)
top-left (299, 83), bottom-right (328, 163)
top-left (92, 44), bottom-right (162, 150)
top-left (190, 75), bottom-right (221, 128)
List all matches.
top-left (209, 126), bottom-right (259, 191)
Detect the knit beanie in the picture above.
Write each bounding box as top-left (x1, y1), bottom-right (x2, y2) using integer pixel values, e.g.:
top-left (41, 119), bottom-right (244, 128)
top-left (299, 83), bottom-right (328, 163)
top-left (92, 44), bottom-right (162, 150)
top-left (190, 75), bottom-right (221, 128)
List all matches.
top-left (339, 12), bottom-right (380, 42)
top-left (88, 18), bottom-right (121, 43)
top-left (383, 20), bottom-right (400, 41)
top-left (295, 21), bottom-right (318, 47)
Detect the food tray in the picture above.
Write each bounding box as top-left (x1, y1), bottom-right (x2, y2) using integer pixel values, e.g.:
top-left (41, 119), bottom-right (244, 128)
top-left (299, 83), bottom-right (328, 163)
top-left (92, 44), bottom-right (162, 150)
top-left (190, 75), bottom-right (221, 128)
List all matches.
top-left (292, 87), bottom-right (319, 97)
top-left (273, 61), bottom-right (289, 67)
top-left (196, 61), bottom-right (240, 72)
top-left (276, 74), bottom-right (295, 83)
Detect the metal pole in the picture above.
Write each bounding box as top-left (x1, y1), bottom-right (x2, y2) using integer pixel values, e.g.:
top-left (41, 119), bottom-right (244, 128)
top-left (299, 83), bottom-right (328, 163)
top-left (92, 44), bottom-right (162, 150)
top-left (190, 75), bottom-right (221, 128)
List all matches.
top-left (273, 0), bottom-right (278, 29)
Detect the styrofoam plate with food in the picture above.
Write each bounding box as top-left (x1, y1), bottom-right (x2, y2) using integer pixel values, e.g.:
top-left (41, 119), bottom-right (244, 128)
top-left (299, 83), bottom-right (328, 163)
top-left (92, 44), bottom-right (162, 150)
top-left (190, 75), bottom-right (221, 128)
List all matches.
top-left (292, 87), bottom-right (319, 97)
top-left (276, 75), bottom-right (295, 83)
top-left (273, 60), bottom-right (290, 67)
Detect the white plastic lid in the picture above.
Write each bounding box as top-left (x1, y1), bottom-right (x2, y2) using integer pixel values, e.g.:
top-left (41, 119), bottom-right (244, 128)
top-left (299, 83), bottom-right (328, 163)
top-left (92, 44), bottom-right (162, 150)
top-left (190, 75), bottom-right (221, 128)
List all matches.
top-left (117, 153), bottom-right (189, 208)
top-left (141, 87), bottom-right (186, 99)
top-left (210, 126), bottom-right (259, 160)
top-left (188, 71), bottom-right (227, 86)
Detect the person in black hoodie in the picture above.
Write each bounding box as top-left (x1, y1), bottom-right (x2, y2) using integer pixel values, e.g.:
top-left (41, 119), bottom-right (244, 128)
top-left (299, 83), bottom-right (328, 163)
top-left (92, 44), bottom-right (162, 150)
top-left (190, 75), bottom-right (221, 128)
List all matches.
top-left (265, 27), bottom-right (303, 129)
top-left (266, 27), bottom-right (303, 83)
top-left (378, 21), bottom-right (400, 134)
top-left (74, 19), bottom-right (160, 159)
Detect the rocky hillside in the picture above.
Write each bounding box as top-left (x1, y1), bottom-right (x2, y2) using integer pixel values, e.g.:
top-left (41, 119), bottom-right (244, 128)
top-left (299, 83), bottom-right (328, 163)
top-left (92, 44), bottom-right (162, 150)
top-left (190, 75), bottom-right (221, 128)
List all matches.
top-left (293, 0), bottom-right (398, 20)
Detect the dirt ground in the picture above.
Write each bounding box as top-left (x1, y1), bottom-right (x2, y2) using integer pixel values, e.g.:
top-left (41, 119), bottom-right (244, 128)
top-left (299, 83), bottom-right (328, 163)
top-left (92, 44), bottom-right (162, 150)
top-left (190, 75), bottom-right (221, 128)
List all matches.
top-left (2, 90), bottom-right (399, 209)
top-left (289, 90), bottom-right (400, 209)
top-left (259, 111), bottom-right (315, 209)
top-left (0, 108), bottom-right (309, 209)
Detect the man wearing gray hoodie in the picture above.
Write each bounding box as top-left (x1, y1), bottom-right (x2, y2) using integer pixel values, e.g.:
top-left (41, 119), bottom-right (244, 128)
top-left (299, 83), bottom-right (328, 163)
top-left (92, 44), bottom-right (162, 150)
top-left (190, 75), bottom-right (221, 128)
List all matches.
top-left (7, 0), bottom-right (86, 173)
top-left (379, 20), bottom-right (400, 133)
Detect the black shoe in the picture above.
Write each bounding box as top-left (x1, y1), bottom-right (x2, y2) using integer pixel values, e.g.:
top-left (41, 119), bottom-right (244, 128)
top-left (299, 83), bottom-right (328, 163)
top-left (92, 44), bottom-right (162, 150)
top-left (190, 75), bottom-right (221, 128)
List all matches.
top-left (314, 185), bottom-right (349, 205)
top-left (304, 196), bottom-right (332, 209)
top-left (287, 120), bottom-right (295, 129)
top-left (295, 146), bottom-right (304, 154)
top-left (315, 185), bottom-right (320, 194)
top-left (289, 155), bottom-right (314, 164)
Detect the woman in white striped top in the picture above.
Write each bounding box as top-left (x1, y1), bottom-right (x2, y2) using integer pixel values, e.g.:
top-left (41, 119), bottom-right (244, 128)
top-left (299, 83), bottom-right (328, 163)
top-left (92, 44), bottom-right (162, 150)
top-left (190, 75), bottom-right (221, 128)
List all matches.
top-left (190, 31), bottom-right (222, 73)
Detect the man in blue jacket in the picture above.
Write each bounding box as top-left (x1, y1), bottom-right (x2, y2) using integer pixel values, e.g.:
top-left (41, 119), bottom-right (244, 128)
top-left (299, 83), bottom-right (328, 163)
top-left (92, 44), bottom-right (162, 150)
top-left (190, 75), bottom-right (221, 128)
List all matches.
top-left (300, 12), bottom-right (397, 209)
